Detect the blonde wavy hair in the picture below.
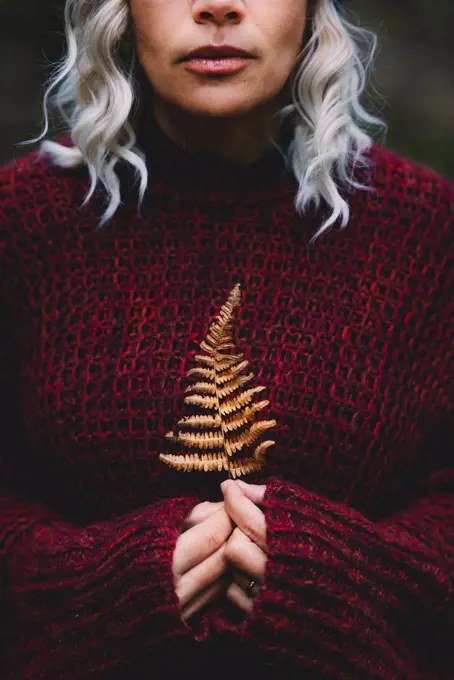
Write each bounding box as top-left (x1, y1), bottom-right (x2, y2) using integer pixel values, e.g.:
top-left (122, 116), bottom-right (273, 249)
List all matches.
top-left (21, 0), bottom-right (386, 243)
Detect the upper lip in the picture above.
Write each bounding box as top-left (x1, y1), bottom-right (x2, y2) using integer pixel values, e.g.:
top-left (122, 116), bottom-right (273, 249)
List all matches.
top-left (183, 45), bottom-right (254, 61)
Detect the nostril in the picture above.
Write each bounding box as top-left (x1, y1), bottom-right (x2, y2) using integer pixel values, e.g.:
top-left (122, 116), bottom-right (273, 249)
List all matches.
top-left (198, 11), bottom-right (239, 21)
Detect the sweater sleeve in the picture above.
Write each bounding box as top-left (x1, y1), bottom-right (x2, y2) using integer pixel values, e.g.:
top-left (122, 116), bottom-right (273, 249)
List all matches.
top-left (0, 490), bottom-right (206, 680)
top-left (0, 356), bottom-right (205, 676)
top-left (247, 472), bottom-right (453, 679)
top-left (0, 160), bottom-right (206, 680)
top-left (237, 178), bottom-right (454, 679)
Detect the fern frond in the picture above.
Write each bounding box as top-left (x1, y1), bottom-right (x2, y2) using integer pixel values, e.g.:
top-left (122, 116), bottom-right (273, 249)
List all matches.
top-left (219, 386), bottom-right (266, 415)
top-left (193, 355), bottom-right (216, 366)
top-left (185, 381), bottom-right (217, 395)
top-left (200, 341), bottom-right (241, 357)
top-left (229, 457), bottom-right (264, 478)
top-left (222, 404), bottom-right (261, 432)
top-left (159, 452), bottom-right (230, 472)
top-left (222, 401), bottom-right (270, 433)
top-left (186, 367), bottom-right (215, 380)
top-left (184, 394), bottom-right (217, 409)
top-left (216, 342), bottom-right (235, 351)
top-left (216, 361), bottom-right (250, 384)
top-left (159, 283), bottom-right (277, 478)
top-left (253, 440), bottom-right (276, 460)
top-left (177, 431), bottom-right (224, 449)
top-left (214, 357), bottom-right (247, 373)
top-left (225, 420), bottom-right (277, 456)
top-left (165, 431), bottom-right (179, 445)
top-left (217, 373), bottom-right (254, 399)
top-left (178, 414), bottom-right (222, 428)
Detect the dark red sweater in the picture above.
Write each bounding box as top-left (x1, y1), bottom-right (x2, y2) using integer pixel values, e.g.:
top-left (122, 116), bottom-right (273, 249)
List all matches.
top-left (0, 116), bottom-right (453, 680)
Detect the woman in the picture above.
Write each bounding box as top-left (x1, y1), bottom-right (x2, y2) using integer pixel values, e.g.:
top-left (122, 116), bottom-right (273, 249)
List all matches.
top-left (0, 0), bottom-right (452, 678)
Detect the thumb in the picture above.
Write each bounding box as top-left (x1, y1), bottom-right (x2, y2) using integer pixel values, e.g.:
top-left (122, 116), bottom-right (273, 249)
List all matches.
top-left (231, 479), bottom-right (267, 505)
top-left (183, 501), bottom-right (224, 529)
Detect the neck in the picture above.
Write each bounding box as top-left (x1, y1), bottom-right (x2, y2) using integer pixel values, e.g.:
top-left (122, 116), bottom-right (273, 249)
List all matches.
top-left (151, 95), bottom-right (287, 165)
top-left (131, 89), bottom-right (297, 193)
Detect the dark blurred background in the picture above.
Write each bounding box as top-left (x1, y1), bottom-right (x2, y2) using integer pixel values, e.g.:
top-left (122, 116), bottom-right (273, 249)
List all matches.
top-left (0, 0), bottom-right (453, 179)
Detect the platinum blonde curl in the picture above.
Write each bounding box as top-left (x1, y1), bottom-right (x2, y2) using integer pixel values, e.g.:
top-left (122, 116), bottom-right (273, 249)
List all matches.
top-left (19, 0), bottom-right (387, 243)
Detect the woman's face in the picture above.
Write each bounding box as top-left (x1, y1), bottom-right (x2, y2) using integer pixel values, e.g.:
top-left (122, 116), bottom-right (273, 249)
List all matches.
top-left (130, 0), bottom-right (308, 119)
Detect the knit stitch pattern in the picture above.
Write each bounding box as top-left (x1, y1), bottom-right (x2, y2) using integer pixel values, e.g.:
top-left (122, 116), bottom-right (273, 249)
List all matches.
top-left (0, 136), bottom-right (452, 680)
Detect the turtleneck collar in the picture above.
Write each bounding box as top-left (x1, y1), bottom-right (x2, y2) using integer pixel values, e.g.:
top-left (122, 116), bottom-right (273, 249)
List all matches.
top-left (133, 100), bottom-right (296, 192)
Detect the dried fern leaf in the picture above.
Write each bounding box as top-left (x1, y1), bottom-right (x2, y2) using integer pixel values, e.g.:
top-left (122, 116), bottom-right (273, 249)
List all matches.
top-left (165, 431), bottom-right (179, 445)
top-left (215, 361), bottom-right (250, 384)
top-left (215, 284), bottom-right (241, 323)
top-left (200, 339), bottom-right (217, 354)
top-left (253, 440), bottom-right (276, 460)
top-left (177, 431), bottom-right (224, 449)
top-left (217, 373), bottom-right (254, 399)
top-left (214, 357), bottom-right (246, 373)
top-left (194, 354), bottom-right (216, 366)
top-left (225, 420), bottom-right (276, 456)
top-left (200, 453), bottom-right (229, 472)
top-left (222, 406), bottom-right (257, 432)
top-left (201, 336), bottom-right (236, 353)
top-left (216, 342), bottom-right (235, 351)
top-left (159, 283), bottom-right (277, 477)
top-left (178, 414), bottom-right (222, 428)
top-left (185, 381), bottom-right (217, 395)
top-left (159, 452), bottom-right (230, 473)
top-left (229, 457), bottom-right (264, 478)
top-left (219, 386), bottom-right (266, 415)
top-left (222, 401), bottom-right (271, 433)
top-left (184, 394), bottom-right (217, 409)
top-left (186, 367), bottom-right (215, 380)
top-left (159, 452), bottom-right (201, 471)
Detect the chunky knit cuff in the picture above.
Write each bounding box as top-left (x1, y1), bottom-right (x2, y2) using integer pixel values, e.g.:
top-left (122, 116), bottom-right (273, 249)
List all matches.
top-left (1, 494), bottom-right (205, 680)
top-left (241, 476), bottom-right (453, 679)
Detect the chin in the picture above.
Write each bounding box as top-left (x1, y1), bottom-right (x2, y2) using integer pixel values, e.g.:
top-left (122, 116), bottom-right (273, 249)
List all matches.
top-left (180, 101), bottom-right (258, 118)
top-left (168, 87), bottom-right (275, 118)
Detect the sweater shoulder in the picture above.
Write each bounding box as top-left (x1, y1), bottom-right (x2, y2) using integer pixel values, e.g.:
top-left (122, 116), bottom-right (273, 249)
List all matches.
top-left (0, 145), bottom-right (96, 293)
top-left (0, 141), bottom-right (90, 240)
top-left (363, 144), bottom-right (453, 295)
top-left (366, 143), bottom-right (453, 221)
top-left (0, 148), bottom-right (46, 209)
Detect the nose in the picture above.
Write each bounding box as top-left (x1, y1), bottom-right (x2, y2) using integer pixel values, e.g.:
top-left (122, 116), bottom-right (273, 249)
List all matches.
top-left (192, 0), bottom-right (244, 25)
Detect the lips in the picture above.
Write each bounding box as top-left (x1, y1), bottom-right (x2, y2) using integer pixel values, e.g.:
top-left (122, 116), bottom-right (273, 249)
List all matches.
top-left (183, 45), bottom-right (254, 61)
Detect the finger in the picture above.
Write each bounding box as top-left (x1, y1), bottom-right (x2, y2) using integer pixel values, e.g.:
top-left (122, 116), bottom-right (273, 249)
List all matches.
top-left (230, 568), bottom-right (261, 597)
top-left (181, 577), bottom-right (229, 622)
top-left (226, 582), bottom-right (255, 615)
top-left (173, 507), bottom-right (233, 576)
top-left (176, 542), bottom-right (228, 609)
top-left (183, 501), bottom-right (225, 529)
top-left (222, 480), bottom-right (267, 552)
top-left (233, 480), bottom-right (267, 505)
top-left (225, 527), bottom-right (267, 583)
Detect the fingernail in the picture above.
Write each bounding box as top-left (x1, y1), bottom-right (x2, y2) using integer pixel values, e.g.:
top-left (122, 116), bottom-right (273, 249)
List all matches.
top-left (220, 480), bottom-right (229, 492)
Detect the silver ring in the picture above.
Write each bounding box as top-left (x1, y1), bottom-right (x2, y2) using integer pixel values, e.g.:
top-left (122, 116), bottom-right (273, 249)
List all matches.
top-left (246, 579), bottom-right (257, 598)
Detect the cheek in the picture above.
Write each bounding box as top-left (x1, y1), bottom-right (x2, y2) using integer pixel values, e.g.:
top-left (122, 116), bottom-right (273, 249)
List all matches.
top-left (279, 19), bottom-right (308, 61)
top-left (135, 33), bottom-right (174, 90)
top-left (258, 48), bottom-right (300, 98)
top-left (264, 11), bottom-right (307, 79)
top-left (130, 3), bottom-right (175, 67)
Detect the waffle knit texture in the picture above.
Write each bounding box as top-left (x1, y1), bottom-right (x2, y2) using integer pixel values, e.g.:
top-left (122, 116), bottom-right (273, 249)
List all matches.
top-left (0, 113), bottom-right (453, 680)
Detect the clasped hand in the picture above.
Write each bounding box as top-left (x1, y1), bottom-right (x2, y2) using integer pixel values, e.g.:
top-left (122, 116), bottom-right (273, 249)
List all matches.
top-left (173, 479), bottom-right (267, 622)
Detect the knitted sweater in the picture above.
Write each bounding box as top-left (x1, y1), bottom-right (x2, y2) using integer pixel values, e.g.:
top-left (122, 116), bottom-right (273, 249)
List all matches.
top-left (0, 115), bottom-right (452, 680)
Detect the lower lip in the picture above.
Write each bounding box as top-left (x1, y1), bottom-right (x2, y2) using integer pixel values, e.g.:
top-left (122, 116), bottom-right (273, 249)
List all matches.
top-left (183, 57), bottom-right (253, 75)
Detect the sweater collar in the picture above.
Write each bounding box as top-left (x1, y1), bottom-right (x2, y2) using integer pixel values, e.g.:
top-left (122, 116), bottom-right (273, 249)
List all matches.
top-left (134, 105), bottom-right (295, 192)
